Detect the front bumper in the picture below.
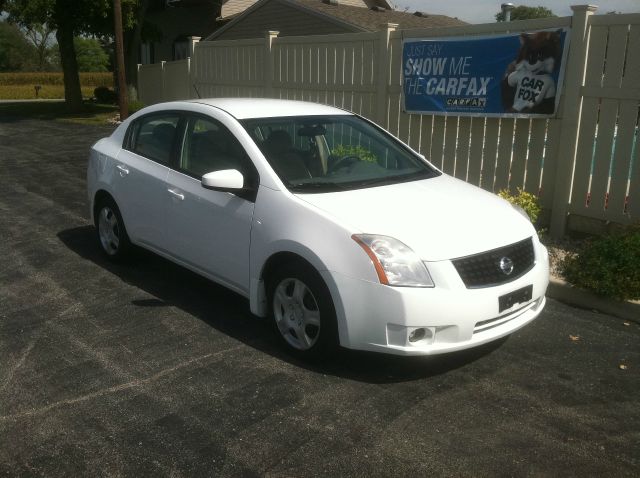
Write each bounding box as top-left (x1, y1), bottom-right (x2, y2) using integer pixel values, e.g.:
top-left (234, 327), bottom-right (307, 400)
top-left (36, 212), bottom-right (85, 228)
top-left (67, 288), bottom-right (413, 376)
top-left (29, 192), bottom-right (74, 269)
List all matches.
top-left (322, 242), bottom-right (549, 356)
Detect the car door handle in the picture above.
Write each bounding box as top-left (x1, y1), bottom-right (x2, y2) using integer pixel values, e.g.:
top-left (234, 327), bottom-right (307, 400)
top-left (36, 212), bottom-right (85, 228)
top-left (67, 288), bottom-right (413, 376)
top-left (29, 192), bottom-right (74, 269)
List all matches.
top-left (116, 164), bottom-right (129, 176)
top-left (167, 188), bottom-right (185, 200)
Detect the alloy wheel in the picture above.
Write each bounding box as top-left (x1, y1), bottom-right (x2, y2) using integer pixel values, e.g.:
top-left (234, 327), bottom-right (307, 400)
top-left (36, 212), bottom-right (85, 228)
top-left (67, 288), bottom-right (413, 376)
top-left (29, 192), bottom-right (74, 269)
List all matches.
top-left (273, 278), bottom-right (321, 350)
top-left (98, 206), bottom-right (121, 256)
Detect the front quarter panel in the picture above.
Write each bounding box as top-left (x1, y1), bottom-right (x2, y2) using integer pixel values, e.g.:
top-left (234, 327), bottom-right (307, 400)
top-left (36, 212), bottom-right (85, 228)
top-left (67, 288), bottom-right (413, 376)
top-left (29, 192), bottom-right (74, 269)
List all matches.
top-left (250, 186), bottom-right (380, 343)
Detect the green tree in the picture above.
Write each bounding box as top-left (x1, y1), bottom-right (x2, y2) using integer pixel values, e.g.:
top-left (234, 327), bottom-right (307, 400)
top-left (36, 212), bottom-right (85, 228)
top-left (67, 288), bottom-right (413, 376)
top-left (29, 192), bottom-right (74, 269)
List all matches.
top-left (22, 23), bottom-right (56, 71)
top-left (2, 0), bottom-right (106, 109)
top-left (0, 20), bottom-right (37, 71)
top-left (496, 5), bottom-right (555, 21)
top-left (121, 0), bottom-right (154, 95)
top-left (2, 0), bottom-right (153, 106)
top-left (75, 37), bottom-right (109, 72)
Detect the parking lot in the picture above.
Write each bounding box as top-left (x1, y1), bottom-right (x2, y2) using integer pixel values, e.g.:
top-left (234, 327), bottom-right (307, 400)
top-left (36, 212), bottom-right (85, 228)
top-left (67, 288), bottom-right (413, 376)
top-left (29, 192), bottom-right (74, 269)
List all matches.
top-left (0, 117), bottom-right (639, 476)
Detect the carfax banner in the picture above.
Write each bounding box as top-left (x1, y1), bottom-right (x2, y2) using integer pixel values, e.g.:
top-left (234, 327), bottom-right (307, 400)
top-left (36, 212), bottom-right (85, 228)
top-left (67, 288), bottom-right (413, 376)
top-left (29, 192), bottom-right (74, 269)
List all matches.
top-left (402, 29), bottom-right (570, 117)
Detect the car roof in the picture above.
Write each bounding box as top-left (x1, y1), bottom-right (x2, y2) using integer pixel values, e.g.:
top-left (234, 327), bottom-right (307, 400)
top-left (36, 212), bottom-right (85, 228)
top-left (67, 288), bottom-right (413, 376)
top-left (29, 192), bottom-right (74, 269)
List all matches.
top-left (187, 98), bottom-right (351, 119)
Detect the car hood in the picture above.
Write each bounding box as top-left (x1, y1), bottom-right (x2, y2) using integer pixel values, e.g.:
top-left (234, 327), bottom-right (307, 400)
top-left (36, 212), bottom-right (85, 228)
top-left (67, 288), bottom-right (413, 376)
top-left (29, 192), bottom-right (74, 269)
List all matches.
top-left (295, 175), bottom-right (535, 261)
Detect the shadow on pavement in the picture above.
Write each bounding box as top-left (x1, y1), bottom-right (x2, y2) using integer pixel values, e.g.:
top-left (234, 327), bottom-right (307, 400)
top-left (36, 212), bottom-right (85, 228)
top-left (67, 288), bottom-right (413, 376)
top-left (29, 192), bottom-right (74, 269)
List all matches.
top-left (58, 225), bottom-right (506, 384)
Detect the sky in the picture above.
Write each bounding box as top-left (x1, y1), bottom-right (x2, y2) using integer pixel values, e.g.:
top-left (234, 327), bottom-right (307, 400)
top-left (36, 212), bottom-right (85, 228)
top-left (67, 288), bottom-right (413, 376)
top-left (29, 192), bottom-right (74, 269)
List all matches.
top-left (392, 0), bottom-right (640, 23)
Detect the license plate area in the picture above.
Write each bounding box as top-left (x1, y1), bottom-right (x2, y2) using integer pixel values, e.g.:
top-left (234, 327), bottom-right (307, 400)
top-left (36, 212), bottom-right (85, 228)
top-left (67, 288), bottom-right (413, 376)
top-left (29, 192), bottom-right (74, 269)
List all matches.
top-left (499, 285), bottom-right (533, 313)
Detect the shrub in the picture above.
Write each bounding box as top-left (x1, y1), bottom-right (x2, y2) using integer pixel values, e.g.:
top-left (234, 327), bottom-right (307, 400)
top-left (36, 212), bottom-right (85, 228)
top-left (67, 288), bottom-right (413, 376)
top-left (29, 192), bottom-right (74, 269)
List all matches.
top-left (498, 188), bottom-right (541, 224)
top-left (331, 144), bottom-right (377, 163)
top-left (94, 86), bottom-right (117, 104)
top-left (560, 225), bottom-right (640, 301)
top-left (128, 100), bottom-right (145, 115)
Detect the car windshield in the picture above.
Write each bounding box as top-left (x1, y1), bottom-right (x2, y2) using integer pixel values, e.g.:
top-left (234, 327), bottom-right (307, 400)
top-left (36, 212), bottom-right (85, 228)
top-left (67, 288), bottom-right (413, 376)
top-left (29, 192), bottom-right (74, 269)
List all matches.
top-left (241, 114), bottom-right (439, 192)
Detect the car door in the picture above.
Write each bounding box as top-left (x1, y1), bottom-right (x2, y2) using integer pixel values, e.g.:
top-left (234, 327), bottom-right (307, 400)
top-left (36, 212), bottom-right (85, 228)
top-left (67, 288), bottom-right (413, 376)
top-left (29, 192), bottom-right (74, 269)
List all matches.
top-left (164, 113), bottom-right (258, 293)
top-left (115, 113), bottom-right (181, 252)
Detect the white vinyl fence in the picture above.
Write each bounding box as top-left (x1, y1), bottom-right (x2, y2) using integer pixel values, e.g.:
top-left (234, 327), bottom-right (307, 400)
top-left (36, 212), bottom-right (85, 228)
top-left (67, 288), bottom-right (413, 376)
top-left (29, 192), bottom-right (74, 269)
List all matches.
top-left (138, 6), bottom-right (640, 237)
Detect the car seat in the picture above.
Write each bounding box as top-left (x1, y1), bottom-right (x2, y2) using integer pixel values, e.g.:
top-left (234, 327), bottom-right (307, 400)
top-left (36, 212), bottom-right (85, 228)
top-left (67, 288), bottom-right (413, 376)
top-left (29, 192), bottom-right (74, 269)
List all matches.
top-left (263, 130), bottom-right (311, 181)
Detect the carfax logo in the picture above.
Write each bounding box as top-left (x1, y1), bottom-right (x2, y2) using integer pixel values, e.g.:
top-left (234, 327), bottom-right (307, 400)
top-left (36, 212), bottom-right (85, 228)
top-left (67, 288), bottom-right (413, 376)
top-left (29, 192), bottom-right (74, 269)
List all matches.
top-left (446, 98), bottom-right (487, 107)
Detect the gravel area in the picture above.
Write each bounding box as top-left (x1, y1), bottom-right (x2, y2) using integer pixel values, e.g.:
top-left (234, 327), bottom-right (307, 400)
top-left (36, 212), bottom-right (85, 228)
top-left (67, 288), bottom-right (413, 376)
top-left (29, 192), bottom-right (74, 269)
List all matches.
top-left (541, 234), bottom-right (584, 279)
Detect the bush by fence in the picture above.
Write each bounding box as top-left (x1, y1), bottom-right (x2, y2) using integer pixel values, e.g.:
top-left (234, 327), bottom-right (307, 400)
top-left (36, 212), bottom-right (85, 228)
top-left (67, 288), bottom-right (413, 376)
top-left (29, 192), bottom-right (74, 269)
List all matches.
top-left (561, 225), bottom-right (640, 301)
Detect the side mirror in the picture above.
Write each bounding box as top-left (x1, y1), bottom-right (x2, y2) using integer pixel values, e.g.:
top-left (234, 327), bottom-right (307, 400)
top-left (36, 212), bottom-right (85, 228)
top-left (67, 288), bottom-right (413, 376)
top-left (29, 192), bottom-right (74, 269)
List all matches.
top-left (202, 169), bottom-right (244, 191)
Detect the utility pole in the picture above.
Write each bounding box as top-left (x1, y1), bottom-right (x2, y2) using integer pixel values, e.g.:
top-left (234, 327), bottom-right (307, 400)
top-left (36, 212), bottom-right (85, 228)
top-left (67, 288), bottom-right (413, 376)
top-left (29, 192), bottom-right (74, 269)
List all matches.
top-left (113, 0), bottom-right (128, 120)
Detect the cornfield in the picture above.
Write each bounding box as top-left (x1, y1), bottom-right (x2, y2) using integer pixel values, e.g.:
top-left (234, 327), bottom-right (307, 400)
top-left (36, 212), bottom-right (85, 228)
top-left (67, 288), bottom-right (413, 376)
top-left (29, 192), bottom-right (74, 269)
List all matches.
top-left (0, 72), bottom-right (113, 99)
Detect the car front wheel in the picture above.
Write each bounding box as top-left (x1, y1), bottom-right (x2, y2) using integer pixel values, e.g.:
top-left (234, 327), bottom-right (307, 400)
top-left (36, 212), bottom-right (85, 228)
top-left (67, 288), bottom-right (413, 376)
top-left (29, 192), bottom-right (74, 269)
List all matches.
top-left (268, 262), bottom-right (338, 358)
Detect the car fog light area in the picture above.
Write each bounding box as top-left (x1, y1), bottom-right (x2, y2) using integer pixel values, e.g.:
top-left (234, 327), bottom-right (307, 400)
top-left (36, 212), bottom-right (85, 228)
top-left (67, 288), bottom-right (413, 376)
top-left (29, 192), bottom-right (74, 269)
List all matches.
top-left (409, 327), bottom-right (432, 342)
top-left (352, 234), bottom-right (434, 287)
top-left (387, 324), bottom-right (436, 347)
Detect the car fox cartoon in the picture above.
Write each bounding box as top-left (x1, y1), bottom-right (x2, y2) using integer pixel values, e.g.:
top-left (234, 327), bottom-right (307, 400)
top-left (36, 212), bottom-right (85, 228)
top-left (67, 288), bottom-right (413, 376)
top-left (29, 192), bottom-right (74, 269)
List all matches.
top-left (501, 30), bottom-right (562, 114)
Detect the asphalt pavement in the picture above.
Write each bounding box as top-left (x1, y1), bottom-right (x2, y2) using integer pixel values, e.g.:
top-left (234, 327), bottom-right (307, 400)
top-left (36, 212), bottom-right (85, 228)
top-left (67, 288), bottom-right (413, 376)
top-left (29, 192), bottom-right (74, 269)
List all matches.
top-left (0, 117), bottom-right (638, 477)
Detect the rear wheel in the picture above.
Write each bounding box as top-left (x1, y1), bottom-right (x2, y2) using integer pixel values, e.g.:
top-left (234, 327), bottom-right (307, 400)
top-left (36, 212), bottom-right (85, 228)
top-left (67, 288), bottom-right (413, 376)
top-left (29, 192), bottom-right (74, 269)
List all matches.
top-left (95, 197), bottom-right (131, 261)
top-left (268, 261), bottom-right (338, 358)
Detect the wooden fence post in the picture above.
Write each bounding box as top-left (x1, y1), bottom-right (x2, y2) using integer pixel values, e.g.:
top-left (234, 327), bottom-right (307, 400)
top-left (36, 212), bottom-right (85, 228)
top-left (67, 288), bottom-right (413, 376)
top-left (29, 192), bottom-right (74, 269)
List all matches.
top-left (549, 4), bottom-right (598, 238)
top-left (188, 36), bottom-right (200, 99)
top-left (136, 63), bottom-right (141, 102)
top-left (265, 30), bottom-right (279, 98)
top-left (188, 36), bottom-right (201, 58)
top-left (160, 61), bottom-right (166, 103)
top-left (185, 57), bottom-right (192, 99)
top-left (376, 23), bottom-right (397, 127)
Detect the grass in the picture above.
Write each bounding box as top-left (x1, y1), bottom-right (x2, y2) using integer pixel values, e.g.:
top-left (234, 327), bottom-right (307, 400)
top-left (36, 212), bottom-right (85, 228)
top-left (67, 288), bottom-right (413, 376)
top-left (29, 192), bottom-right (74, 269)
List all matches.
top-left (0, 101), bottom-right (119, 126)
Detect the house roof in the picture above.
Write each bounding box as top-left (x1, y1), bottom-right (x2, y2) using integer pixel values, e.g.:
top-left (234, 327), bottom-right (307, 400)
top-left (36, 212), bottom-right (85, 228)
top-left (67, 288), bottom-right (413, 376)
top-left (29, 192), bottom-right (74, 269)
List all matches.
top-left (219, 0), bottom-right (394, 20)
top-left (206, 0), bottom-right (467, 40)
top-left (294, 0), bottom-right (467, 32)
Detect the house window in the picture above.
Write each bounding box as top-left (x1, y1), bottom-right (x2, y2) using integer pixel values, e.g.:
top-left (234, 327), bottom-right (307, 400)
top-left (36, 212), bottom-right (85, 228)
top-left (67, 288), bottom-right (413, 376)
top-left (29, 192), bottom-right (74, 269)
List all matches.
top-left (140, 42), bottom-right (154, 64)
top-left (173, 37), bottom-right (189, 60)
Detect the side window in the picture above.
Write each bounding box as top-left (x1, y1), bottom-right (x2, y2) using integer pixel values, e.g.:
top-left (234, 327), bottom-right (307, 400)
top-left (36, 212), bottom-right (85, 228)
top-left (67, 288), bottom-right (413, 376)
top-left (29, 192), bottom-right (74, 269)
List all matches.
top-left (129, 114), bottom-right (180, 165)
top-left (179, 116), bottom-right (252, 180)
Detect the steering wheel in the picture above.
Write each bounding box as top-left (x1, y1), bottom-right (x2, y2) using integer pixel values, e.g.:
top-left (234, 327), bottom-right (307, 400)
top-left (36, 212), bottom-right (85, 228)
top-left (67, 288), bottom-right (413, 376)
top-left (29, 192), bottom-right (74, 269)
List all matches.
top-left (327, 155), bottom-right (359, 174)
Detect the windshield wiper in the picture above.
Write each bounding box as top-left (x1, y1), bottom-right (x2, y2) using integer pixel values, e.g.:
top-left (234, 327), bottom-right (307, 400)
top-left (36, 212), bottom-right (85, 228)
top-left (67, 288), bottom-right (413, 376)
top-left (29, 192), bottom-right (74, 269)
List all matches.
top-left (332, 171), bottom-right (434, 190)
top-left (288, 181), bottom-right (345, 192)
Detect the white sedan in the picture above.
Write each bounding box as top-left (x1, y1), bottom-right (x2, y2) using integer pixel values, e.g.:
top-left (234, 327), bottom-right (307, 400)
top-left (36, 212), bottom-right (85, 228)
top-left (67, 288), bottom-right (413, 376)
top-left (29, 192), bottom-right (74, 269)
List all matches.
top-left (87, 98), bottom-right (549, 357)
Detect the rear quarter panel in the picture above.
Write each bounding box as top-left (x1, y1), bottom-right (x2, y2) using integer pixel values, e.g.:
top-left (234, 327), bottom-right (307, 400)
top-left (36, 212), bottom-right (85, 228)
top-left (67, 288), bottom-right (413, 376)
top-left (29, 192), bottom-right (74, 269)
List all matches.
top-left (87, 136), bottom-right (122, 224)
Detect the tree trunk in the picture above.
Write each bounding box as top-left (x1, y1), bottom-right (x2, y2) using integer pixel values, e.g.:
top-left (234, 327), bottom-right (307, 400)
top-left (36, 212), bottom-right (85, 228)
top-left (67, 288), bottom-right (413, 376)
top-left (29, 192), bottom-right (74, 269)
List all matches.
top-left (123, 26), bottom-right (141, 92)
top-left (56, 26), bottom-right (83, 111)
top-left (123, 0), bottom-right (150, 96)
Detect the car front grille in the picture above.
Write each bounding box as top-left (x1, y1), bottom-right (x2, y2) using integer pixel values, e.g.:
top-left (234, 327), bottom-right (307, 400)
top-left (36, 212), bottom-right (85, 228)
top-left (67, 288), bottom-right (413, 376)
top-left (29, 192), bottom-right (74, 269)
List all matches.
top-left (452, 237), bottom-right (535, 288)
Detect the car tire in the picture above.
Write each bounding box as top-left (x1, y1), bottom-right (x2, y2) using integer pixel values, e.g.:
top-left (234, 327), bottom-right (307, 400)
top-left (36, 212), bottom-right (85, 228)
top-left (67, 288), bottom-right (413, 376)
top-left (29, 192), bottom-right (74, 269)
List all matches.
top-left (94, 196), bottom-right (131, 261)
top-left (267, 261), bottom-right (338, 358)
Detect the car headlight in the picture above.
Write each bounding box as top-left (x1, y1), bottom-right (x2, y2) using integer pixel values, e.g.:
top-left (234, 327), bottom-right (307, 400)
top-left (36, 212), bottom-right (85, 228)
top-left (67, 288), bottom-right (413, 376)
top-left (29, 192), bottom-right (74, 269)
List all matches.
top-left (352, 234), bottom-right (434, 287)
